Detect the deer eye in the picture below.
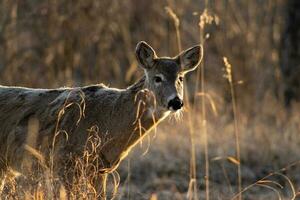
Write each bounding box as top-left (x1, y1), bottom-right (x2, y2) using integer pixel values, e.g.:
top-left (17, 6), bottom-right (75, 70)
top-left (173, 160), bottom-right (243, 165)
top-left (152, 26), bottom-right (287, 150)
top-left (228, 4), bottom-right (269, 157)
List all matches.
top-left (154, 76), bottom-right (162, 83)
top-left (179, 76), bottom-right (184, 82)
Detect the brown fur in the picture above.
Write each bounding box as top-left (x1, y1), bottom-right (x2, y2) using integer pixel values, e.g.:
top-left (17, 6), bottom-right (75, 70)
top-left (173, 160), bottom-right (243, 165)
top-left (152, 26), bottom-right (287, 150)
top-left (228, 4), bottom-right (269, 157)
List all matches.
top-left (0, 41), bottom-right (202, 199)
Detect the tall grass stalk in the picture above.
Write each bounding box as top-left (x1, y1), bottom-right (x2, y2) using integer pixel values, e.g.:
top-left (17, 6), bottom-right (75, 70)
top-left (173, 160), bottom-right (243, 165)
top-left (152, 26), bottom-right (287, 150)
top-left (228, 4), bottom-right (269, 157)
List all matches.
top-left (223, 57), bottom-right (242, 200)
top-left (197, 4), bottom-right (217, 199)
top-left (200, 27), bottom-right (209, 200)
top-left (198, 8), bottom-right (210, 200)
top-left (166, 6), bottom-right (198, 200)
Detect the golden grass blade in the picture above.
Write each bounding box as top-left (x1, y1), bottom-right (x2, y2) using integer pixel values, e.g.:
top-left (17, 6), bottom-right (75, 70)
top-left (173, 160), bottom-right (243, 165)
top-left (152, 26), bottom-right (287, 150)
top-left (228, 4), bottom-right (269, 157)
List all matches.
top-left (227, 157), bottom-right (240, 165)
top-left (257, 180), bottom-right (284, 189)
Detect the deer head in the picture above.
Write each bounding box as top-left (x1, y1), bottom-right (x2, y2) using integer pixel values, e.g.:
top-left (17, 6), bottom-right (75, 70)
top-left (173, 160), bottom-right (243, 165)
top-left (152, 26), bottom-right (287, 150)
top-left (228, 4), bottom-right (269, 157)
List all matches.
top-left (135, 41), bottom-right (203, 113)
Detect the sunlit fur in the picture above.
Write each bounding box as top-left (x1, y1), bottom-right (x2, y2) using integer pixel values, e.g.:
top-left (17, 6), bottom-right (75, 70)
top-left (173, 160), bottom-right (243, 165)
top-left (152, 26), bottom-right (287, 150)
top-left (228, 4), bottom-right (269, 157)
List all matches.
top-left (0, 41), bottom-right (201, 199)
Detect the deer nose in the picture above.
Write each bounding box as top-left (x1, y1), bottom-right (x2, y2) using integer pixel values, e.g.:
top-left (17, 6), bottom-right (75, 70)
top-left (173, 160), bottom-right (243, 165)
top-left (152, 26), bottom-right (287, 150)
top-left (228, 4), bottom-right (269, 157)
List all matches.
top-left (168, 96), bottom-right (184, 111)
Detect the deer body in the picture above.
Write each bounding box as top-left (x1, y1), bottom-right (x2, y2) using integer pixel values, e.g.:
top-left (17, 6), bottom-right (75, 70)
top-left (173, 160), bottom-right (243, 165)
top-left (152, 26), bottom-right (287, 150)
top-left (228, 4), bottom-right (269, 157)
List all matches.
top-left (0, 41), bottom-right (202, 199)
top-left (0, 80), bottom-right (154, 171)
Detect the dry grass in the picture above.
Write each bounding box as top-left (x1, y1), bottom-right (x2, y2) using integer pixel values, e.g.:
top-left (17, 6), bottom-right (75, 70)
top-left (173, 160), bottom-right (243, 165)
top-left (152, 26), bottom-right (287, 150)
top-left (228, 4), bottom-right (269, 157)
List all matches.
top-left (1, 0), bottom-right (300, 200)
top-left (117, 102), bottom-right (300, 199)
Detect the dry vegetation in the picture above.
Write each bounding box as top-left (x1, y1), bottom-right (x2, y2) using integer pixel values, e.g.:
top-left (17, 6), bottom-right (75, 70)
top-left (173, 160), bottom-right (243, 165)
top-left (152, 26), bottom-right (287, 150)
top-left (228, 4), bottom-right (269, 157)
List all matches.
top-left (1, 0), bottom-right (300, 199)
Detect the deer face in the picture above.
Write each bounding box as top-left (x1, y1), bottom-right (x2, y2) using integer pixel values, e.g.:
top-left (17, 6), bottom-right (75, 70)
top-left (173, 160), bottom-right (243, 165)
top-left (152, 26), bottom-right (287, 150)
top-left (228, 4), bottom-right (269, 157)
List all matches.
top-left (135, 41), bottom-right (203, 112)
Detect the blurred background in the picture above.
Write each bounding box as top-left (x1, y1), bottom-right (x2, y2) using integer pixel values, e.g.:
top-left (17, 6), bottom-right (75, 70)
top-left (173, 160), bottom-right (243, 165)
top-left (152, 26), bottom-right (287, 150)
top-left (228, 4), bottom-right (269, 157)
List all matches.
top-left (1, 0), bottom-right (300, 199)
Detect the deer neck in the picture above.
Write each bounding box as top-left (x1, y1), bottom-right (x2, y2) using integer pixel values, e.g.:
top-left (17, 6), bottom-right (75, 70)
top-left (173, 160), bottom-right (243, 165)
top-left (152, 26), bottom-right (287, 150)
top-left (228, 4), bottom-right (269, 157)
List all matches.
top-left (129, 75), bottom-right (170, 119)
top-left (99, 76), bottom-right (170, 172)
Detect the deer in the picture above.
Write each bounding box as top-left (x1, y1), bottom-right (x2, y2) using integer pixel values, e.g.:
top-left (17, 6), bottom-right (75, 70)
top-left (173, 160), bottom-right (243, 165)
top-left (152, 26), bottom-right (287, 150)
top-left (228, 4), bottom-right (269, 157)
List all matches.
top-left (0, 41), bottom-right (202, 199)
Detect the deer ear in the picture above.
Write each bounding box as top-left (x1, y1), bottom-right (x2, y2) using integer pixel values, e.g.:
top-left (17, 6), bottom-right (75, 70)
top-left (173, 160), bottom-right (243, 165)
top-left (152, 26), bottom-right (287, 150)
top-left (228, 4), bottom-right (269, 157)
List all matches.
top-left (135, 41), bottom-right (157, 69)
top-left (176, 45), bottom-right (203, 74)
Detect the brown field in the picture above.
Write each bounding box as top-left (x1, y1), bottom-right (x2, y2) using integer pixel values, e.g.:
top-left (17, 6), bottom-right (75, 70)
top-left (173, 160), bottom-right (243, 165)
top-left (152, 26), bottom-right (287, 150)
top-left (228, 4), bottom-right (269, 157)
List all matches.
top-left (1, 0), bottom-right (300, 199)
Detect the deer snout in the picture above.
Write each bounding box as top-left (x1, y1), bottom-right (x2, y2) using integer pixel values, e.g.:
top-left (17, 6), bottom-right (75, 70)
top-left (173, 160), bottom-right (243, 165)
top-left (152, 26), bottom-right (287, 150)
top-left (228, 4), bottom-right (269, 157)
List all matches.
top-left (168, 96), bottom-right (184, 111)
